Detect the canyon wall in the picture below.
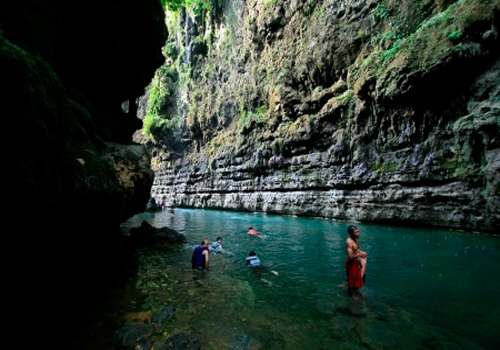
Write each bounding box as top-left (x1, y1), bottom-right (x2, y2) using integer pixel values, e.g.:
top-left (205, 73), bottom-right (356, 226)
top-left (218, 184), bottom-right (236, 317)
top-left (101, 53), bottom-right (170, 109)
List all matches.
top-left (147, 0), bottom-right (499, 233)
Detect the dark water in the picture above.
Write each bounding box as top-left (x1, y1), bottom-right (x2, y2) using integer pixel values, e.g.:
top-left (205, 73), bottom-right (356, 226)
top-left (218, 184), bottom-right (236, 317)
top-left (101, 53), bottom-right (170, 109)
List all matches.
top-left (118, 208), bottom-right (500, 350)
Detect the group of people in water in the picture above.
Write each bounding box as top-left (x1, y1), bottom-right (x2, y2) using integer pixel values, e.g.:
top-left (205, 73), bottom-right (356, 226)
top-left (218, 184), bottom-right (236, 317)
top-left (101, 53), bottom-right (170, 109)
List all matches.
top-left (157, 197), bottom-right (175, 216)
top-left (190, 228), bottom-right (263, 271)
top-left (190, 223), bottom-right (368, 296)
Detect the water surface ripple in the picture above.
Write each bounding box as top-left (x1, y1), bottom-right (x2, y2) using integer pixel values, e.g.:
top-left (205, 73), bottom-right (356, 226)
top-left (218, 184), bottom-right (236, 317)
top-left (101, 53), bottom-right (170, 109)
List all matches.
top-left (120, 209), bottom-right (500, 350)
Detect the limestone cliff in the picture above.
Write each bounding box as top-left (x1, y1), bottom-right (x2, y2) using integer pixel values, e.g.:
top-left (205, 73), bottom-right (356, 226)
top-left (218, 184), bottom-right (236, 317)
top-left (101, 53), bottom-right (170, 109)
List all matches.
top-left (144, 0), bottom-right (499, 234)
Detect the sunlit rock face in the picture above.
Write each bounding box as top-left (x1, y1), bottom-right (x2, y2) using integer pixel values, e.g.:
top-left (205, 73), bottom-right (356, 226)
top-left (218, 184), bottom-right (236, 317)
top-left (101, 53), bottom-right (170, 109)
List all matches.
top-left (149, 0), bottom-right (499, 234)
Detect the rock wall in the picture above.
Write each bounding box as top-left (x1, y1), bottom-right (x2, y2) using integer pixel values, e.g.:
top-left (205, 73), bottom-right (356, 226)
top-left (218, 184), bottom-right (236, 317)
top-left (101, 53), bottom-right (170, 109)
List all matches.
top-left (0, 0), bottom-right (166, 341)
top-left (150, 0), bottom-right (499, 234)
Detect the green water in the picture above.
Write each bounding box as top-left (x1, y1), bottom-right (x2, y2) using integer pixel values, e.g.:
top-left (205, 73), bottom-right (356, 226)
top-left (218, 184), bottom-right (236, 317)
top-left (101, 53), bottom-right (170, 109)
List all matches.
top-left (120, 208), bottom-right (500, 350)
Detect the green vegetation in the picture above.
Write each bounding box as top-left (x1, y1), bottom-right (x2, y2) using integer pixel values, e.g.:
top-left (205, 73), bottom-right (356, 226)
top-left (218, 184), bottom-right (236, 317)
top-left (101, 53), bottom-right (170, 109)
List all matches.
top-left (146, 0), bottom-right (497, 193)
top-left (374, 3), bottom-right (390, 22)
top-left (370, 158), bottom-right (399, 175)
top-left (237, 106), bottom-right (266, 132)
top-left (348, 0), bottom-right (494, 92)
top-left (161, 0), bottom-right (213, 13)
top-left (336, 89), bottom-right (354, 104)
top-left (448, 29), bottom-right (462, 40)
top-left (143, 0), bottom-right (218, 144)
top-left (143, 65), bottom-right (179, 142)
top-left (441, 157), bottom-right (458, 170)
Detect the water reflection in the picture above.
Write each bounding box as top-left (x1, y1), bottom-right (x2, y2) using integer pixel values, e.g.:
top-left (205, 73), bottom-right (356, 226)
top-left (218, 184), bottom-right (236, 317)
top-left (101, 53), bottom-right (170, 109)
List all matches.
top-left (120, 209), bottom-right (500, 349)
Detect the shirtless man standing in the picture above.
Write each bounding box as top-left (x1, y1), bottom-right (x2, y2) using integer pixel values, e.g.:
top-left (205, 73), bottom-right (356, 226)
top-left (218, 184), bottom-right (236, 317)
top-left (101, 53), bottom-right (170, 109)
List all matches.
top-left (345, 224), bottom-right (368, 295)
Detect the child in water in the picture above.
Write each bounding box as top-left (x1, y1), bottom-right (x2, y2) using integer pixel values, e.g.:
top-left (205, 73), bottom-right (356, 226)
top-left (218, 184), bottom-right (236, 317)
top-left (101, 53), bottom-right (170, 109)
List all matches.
top-left (246, 250), bottom-right (261, 267)
top-left (209, 236), bottom-right (223, 253)
top-left (245, 250), bottom-right (279, 285)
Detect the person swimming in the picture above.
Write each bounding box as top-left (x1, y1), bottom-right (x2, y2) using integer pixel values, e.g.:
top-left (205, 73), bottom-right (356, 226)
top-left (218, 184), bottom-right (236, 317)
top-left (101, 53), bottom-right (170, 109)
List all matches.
top-left (245, 250), bottom-right (278, 285)
top-left (209, 236), bottom-right (223, 253)
top-left (248, 227), bottom-right (261, 236)
top-left (246, 250), bottom-right (261, 267)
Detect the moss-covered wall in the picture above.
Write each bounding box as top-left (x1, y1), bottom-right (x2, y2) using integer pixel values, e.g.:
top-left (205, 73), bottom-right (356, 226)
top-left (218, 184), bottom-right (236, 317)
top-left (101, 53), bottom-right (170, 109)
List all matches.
top-left (147, 0), bottom-right (499, 233)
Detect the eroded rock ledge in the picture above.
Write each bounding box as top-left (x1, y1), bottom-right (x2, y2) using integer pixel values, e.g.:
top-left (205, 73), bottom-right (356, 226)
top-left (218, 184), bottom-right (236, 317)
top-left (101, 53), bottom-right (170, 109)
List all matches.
top-left (150, 0), bottom-right (499, 234)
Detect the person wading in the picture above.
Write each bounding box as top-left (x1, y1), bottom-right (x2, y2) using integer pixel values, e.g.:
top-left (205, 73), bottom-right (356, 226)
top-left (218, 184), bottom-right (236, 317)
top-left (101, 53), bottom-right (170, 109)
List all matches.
top-left (191, 239), bottom-right (210, 271)
top-left (344, 224), bottom-right (368, 296)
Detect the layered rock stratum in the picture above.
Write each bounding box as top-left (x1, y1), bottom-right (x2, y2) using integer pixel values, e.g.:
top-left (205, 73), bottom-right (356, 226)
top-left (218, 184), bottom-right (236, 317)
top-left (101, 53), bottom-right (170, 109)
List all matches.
top-left (146, 0), bottom-right (500, 234)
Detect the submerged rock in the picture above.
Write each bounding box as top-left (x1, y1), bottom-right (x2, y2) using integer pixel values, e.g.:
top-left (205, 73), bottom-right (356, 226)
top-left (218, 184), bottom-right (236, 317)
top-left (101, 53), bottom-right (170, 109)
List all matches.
top-left (128, 220), bottom-right (187, 246)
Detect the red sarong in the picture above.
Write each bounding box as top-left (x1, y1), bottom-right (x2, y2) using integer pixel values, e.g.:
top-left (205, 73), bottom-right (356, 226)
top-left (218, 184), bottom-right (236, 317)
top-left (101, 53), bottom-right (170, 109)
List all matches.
top-left (345, 257), bottom-right (363, 288)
